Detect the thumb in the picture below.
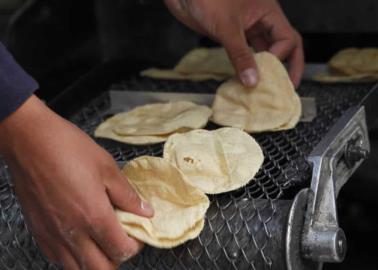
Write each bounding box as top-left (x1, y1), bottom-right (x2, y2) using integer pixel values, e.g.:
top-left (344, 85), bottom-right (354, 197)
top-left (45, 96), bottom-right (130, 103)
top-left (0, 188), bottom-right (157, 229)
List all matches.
top-left (106, 170), bottom-right (154, 218)
top-left (220, 25), bottom-right (259, 87)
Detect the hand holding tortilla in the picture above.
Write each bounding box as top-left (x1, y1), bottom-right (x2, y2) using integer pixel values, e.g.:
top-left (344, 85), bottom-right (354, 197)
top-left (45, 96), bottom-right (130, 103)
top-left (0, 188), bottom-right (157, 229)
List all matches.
top-left (116, 156), bottom-right (209, 248)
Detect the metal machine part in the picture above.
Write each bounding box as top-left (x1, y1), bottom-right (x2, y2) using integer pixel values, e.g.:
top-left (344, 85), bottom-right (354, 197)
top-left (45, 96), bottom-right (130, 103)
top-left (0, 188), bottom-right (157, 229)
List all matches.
top-left (286, 189), bottom-right (321, 270)
top-left (0, 74), bottom-right (375, 269)
top-left (286, 106), bottom-right (370, 269)
top-left (301, 106), bottom-right (370, 263)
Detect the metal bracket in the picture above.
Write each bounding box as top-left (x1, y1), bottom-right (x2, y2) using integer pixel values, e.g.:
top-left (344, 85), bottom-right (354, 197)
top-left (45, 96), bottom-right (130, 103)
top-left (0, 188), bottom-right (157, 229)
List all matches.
top-left (301, 106), bottom-right (370, 263)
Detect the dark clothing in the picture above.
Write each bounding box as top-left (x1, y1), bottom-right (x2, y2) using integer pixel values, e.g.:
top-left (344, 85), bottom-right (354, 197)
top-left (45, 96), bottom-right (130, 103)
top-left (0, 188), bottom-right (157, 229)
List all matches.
top-left (0, 42), bottom-right (38, 122)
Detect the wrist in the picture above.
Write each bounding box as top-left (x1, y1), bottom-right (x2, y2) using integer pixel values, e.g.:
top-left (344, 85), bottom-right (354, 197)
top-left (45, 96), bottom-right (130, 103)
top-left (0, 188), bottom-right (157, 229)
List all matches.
top-left (0, 95), bottom-right (52, 156)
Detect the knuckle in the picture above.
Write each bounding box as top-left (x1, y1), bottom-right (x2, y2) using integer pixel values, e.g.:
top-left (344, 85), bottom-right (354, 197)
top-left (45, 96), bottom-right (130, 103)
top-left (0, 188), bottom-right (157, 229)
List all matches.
top-left (87, 213), bottom-right (105, 229)
top-left (101, 159), bottom-right (122, 179)
top-left (102, 156), bottom-right (118, 172)
top-left (85, 208), bottom-right (109, 231)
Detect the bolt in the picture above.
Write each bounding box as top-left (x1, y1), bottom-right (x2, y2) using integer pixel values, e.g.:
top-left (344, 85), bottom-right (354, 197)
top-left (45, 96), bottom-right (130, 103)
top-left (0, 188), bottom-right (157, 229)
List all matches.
top-left (345, 144), bottom-right (368, 168)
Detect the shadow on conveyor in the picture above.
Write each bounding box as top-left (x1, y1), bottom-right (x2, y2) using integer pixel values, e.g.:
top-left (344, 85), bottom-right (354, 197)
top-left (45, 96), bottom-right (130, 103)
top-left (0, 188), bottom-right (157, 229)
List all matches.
top-left (324, 129), bottom-right (378, 270)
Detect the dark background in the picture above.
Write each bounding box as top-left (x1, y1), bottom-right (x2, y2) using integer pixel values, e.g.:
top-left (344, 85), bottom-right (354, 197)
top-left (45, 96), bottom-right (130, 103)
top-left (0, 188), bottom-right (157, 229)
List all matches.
top-left (0, 0), bottom-right (377, 269)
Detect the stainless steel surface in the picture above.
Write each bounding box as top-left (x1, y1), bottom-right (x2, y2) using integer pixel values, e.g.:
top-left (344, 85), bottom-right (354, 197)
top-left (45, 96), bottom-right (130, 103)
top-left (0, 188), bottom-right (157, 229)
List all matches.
top-left (302, 106), bottom-right (370, 263)
top-left (302, 64), bottom-right (329, 80)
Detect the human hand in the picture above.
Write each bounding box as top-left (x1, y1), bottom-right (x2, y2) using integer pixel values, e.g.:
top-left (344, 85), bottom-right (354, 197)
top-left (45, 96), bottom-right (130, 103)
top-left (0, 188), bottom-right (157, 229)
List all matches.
top-left (0, 96), bottom-right (154, 270)
top-left (164, 0), bottom-right (304, 88)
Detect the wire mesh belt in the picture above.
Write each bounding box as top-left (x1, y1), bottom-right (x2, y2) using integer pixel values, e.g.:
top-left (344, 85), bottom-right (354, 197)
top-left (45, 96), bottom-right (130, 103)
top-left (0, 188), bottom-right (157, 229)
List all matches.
top-left (0, 78), bottom-right (373, 270)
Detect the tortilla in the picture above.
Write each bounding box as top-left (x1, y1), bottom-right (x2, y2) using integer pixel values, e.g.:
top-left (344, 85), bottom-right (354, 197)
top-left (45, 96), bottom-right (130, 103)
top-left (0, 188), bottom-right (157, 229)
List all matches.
top-left (116, 156), bottom-right (209, 248)
top-left (140, 47), bottom-right (254, 81)
top-left (112, 101), bottom-right (212, 136)
top-left (312, 73), bottom-right (378, 83)
top-left (94, 117), bottom-right (171, 145)
top-left (94, 101), bottom-right (212, 144)
top-left (140, 68), bottom-right (227, 81)
top-left (274, 92), bottom-right (302, 130)
top-left (211, 52), bottom-right (301, 132)
top-left (174, 47), bottom-right (235, 76)
top-left (329, 48), bottom-right (378, 75)
top-left (163, 128), bottom-right (264, 194)
top-left (94, 122), bottom-right (168, 145)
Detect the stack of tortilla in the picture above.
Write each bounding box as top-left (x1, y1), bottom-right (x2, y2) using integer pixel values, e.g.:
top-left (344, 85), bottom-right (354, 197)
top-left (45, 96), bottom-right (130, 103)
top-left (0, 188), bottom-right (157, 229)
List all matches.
top-left (314, 48), bottom-right (378, 82)
top-left (116, 156), bottom-right (210, 248)
top-left (116, 127), bottom-right (264, 248)
top-left (95, 101), bottom-right (212, 144)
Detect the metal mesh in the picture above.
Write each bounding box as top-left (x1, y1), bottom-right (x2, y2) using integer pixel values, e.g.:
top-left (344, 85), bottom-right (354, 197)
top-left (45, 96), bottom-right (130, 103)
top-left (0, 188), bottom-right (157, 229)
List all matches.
top-left (0, 78), bottom-right (373, 270)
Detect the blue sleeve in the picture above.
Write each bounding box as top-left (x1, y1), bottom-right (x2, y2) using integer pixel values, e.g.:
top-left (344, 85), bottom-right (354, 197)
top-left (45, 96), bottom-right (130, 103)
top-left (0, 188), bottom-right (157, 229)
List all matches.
top-left (0, 42), bottom-right (38, 122)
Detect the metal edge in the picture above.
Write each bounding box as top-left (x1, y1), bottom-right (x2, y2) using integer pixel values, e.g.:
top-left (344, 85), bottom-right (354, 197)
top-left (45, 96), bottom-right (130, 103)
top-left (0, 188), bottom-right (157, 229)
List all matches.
top-left (360, 82), bottom-right (378, 129)
top-left (286, 188), bottom-right (322, 270)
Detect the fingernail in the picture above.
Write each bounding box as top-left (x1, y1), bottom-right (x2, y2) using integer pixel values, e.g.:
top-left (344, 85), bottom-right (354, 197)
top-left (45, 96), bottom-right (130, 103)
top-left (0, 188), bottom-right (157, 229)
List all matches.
top-left (240, 68), bottom-right (258, 87)
top-left (141, 201), bottom-right (154, 216)
top-left (120, 252), bottom-right (132, 263)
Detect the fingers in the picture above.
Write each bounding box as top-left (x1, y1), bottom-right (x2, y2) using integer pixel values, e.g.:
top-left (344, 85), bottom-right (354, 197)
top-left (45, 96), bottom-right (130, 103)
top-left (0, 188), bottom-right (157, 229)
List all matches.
top-left (164, 0), bottom-right (209, 36)
top-left (287, 40), bottom-right (304, 88)
top-left (37, 234), bottom-right (81, 270)
top-left (66, 230), bottom-right (116, 270)
top-left (164, 0), bottom-right (184, 11)
top-left (58, 246), bottom-right (81, 270)
top-left (248, 35), bottom-right (270, 52)
top-left (105, 167), bottom-right (154, 218)
top-left (219, 22), bottom-right (259, 87)
top-left (268, 31), bottom-right (304, 88)
top-left (268, 38), bottom-right (296, 61)
top-left (39, 190), bottom-right (144, 269)
top-left (246, 26), bottom-right (270, 52)
top-left (261, 7), bottom-right (304, 87)
top-left (36, 238), bottom-right (59, 262)
top-left (89, 206), bottom-right (144, 264)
